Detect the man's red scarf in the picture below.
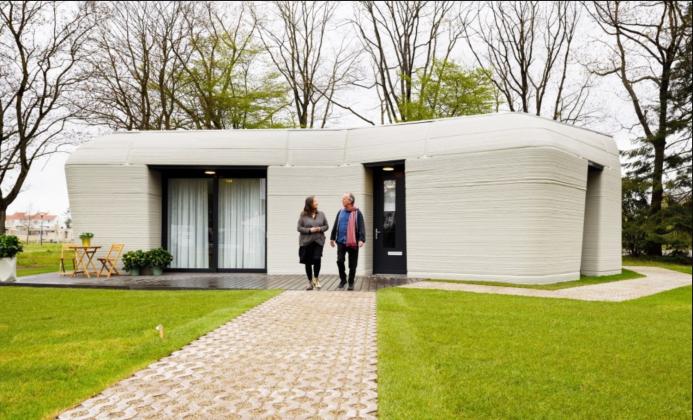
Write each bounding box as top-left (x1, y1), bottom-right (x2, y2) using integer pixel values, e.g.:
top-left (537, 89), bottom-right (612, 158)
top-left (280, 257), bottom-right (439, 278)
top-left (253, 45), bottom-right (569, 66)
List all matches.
top-left (346, 207), bottom-right (358, 248)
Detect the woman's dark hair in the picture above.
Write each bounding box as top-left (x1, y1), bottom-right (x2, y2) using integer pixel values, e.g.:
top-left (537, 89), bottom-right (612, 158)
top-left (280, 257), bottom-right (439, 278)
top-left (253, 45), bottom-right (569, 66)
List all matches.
top-left (302, 196), bottom-right (316, 217)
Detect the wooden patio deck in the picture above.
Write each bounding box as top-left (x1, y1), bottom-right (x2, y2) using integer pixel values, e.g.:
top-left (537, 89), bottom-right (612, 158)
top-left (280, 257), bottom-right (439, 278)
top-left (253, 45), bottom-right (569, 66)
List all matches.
top-left (3, 272), bottom-right (419, 292)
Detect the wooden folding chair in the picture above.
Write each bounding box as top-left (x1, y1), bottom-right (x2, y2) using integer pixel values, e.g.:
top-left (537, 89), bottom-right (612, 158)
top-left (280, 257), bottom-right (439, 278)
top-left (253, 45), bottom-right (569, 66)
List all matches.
top-left (59, 243), bottom-right (78, 275)
top-left (97, 244), bottom-right (125, 278)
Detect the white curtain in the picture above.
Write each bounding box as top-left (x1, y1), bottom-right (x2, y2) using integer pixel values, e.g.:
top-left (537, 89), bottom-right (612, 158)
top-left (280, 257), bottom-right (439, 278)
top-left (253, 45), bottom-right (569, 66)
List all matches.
top-left (168, 179), bottom-right (209, 268)
top-left (218, 178), bottom-right (266, 269)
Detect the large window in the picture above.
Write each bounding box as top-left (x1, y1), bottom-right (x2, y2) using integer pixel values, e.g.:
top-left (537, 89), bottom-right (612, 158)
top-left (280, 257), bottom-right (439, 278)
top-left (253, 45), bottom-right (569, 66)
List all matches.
top-left (167, 178), bottom-right (212, 269)
top-left (218, 178), bottom-right (266, 269)
top-left (162, 168), bottom-right (266, 271)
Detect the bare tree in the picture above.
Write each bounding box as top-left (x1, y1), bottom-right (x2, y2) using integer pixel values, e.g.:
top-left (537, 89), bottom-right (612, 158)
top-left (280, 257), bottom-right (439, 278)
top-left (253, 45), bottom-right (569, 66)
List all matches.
top-left (79, 1), bottom-right (186, 130)
top-left (255, 1), bottom-right (365, 128)
top-left (0, 1), bottom-right (95, 233)
top-left (353, 1), bottom-right (468, 123)
top-left (465, 1), bottom-right (593, 124)
top-left (82, 2), bottom-right (288, 131)
top-left (63, 207), bottom-right (71, 229)
top-left (587, 0), bottom-right (688, 255)
top-left (18, 206), bottom-right (32, 242)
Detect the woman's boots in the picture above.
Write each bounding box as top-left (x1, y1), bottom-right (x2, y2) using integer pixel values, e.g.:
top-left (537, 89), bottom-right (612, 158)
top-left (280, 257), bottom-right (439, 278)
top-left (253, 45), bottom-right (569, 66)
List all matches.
top-left (306, 277), bottom-right (321, 290)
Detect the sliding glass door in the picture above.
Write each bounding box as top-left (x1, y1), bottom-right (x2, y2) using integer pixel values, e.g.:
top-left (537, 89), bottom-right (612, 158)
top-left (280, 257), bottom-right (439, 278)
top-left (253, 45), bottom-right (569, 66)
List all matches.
top-left (162, 168), bottom-right (266, 272)
top-left (167, 178), bottom-right (212, 269)
top-left (218, 178), bottom-right (266, 269)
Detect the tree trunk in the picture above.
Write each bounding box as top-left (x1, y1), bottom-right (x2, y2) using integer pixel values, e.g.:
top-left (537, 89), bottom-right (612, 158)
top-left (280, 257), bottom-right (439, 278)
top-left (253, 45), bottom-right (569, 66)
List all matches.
top-left (647, 132), bottom-right (666, 257)
top-left (650, 136), bottom-right (665, 215)
top-left (0, 207), bottom-right (6, 235)
top-left (647, 62), bottom-right (672, 257)
top-left (298, 100), bottom-right (309, 129)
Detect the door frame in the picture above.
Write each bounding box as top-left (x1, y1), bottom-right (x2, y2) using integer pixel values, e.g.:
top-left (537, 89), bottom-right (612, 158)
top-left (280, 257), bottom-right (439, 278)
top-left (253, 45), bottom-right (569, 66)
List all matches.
top-left (154, 165), bottom-right (267, 273)
top-left (365, 160), bottom-right (407, 274)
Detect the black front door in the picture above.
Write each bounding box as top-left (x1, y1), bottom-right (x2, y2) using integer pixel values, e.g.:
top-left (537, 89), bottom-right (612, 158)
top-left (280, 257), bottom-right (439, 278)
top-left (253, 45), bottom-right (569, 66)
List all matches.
top-left (373, 165), bottom-right (407, 274)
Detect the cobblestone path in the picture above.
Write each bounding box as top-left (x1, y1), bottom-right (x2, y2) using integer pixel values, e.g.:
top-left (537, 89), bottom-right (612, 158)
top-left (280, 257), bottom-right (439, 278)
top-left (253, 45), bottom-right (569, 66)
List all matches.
top-left (59, 291), bottom-right (378, 419)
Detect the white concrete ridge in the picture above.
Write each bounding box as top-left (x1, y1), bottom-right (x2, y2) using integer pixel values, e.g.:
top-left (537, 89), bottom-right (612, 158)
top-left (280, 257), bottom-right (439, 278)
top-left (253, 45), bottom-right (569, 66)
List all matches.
top-left (400, 266), bottom-right (692, 302)
top-left (67, 112), bottom-right (619, 167)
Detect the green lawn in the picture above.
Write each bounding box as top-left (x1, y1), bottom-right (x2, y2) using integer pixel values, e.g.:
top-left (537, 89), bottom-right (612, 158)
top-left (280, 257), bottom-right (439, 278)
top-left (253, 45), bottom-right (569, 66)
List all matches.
top-left (16, 242), bottom-right (63, 277)
top-left (430, 269), bottom-right (644, 290)
top-left (377, 286), bottom-right (692, 419)
top-left (0, 287), bottom-right (280, 419)
top-left (623, 255), bottom-right (692, 275)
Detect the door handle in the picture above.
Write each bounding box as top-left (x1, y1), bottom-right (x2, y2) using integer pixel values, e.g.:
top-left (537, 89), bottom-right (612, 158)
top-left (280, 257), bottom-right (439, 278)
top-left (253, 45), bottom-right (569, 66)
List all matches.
top-left (375, 228), bottom-right (380, 240)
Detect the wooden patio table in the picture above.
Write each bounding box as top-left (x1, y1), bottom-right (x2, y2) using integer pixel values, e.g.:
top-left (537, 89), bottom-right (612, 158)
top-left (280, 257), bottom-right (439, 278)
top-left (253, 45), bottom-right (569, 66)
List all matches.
top-left (69, 245), bottom-right (101, 278)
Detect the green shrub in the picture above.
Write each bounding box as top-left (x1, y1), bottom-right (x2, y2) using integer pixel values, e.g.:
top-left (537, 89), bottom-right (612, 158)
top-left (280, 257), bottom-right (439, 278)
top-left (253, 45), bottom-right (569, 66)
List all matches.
top-left (79, 232), bottom-right (94, 240)
top-left (0, 235), bottom-right (23, 258)
top-left (122, 250), bottom-right (147, 271)
top-left (146, 248), bottom-right (173, 268)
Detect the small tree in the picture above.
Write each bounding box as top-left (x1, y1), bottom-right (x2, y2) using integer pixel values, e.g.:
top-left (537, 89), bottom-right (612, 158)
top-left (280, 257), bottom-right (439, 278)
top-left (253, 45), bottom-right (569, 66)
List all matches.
top-left (404, 61), bottom-right (496, 121)
top-left (353, 1), bottom-right (469, 124)
top-left (63, 208), bottom-right (72, 229)
top-left (19, 210), bottom-right (32, 243)
top-left (622, 176), bottom-right (653, 257)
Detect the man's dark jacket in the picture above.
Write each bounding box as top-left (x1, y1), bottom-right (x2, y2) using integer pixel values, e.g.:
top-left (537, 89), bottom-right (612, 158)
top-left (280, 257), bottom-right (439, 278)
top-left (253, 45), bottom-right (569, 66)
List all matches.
top-left (330, 208), bottom-right (366, 244)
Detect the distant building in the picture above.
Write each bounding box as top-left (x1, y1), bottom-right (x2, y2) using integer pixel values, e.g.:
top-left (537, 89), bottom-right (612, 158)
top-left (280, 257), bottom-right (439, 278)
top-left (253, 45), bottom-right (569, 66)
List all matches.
top-left (4, 212), bottom-right (73, 243)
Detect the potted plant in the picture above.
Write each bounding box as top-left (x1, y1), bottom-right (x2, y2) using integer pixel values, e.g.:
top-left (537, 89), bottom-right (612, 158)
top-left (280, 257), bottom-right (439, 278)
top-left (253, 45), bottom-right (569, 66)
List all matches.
top-left (122, 250), bottom-right (146, 276)
top-left (145, 248), bottom-right (173, 276)
top-left (79, 232), bottom-right (94, 247)
top-left (0, 235), bottom-right (23, 283)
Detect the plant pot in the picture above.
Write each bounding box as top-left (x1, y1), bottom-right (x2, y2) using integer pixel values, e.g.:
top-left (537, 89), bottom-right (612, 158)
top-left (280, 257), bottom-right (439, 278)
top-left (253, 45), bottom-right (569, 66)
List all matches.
top-left (151, 266), bottom-right (164, 276)
top-left (0, 257), bottom-right (17, 283)
top-left (81, 238), bottom-right (91, 247)
top-left (128, 267), bottom-right (140, 276)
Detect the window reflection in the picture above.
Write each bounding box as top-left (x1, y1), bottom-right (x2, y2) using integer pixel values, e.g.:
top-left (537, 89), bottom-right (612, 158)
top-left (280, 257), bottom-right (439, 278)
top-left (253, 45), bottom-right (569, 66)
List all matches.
top-left (383, 179), bottom-right (396, 248)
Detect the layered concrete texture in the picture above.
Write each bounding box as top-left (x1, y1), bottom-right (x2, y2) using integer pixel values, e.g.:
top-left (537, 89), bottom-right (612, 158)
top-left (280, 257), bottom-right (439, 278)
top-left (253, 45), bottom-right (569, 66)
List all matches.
top-left (267, 165), bottom-right (373, 275)
top-left (66, 112), bottom-right (621, 283)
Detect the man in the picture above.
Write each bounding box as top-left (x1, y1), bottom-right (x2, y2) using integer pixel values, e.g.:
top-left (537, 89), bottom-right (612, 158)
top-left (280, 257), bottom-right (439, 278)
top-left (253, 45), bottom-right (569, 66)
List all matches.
top-left (330, 192), bottom-right (366, 290)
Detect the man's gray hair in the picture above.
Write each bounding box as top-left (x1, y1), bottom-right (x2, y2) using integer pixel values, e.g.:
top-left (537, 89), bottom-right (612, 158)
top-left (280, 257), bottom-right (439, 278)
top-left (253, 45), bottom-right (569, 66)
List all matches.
top-left (345, 192), bottom-right (355, 204)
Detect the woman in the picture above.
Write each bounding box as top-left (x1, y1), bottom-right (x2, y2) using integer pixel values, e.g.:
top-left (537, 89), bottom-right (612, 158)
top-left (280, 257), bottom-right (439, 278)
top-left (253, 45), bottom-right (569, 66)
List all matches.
top-left (297, 196), bottom-right (329, 290)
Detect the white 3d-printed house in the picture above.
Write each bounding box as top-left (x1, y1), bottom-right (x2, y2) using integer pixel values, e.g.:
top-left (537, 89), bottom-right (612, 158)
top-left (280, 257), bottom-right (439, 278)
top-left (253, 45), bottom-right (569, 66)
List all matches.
top-left (65, 112), bottom-right (622, 284)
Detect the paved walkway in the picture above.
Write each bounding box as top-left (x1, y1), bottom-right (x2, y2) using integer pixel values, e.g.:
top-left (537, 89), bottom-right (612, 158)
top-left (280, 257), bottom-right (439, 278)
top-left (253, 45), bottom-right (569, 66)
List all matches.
top-left (399, 266), bottom-right (692, 302)
top-left (59, 291), bottom-right (378, 419)
top-left (54, 266), bottom-right (690, 418)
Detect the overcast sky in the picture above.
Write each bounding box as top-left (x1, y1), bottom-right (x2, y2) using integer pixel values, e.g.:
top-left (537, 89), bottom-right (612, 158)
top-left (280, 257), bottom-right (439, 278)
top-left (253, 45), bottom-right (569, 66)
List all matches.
top-left (6, 2), bottom-right (643, 219)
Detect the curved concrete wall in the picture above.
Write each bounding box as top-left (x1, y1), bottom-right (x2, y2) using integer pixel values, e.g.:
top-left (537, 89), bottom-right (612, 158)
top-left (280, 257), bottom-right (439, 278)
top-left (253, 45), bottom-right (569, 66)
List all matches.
top-left (66, 113), bottom-right (621, 283)
top-left (405, 148), bottom-right (620, 283)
